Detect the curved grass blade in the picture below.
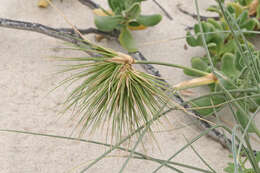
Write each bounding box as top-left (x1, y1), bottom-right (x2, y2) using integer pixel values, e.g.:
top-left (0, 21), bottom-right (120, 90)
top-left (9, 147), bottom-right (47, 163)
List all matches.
top-left (0, 127), bottom-right (211, 173)
top-left (151, 125), bottom-right (232, 172)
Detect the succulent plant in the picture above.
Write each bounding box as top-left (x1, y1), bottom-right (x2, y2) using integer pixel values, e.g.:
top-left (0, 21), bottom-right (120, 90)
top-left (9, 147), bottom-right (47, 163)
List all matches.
top-left (184, 0), bottom-right (260, 138)
top-left (94, 0), bottom-right (162, 52)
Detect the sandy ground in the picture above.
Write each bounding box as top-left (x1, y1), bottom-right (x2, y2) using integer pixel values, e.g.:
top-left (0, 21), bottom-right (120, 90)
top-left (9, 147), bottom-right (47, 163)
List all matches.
top-left (0, 0), bottom-right (259, 173)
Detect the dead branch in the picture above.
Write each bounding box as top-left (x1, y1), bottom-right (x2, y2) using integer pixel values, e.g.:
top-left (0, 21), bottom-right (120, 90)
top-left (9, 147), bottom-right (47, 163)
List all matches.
top-left (0, 18), bottom-right (117, 43)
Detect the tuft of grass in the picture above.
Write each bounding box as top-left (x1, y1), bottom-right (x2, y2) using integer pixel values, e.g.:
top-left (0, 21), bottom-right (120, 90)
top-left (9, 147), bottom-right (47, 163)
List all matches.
top-left (55, 49), bottom-right (170, 143)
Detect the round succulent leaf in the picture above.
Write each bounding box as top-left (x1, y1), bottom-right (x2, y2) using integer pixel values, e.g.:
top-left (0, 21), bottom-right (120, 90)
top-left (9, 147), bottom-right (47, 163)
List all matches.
top-left (221, 53), bottom-right (240, 78)
top-left (207, 42), bottom-right (217, 48)
top-left (219, 39), bottom-right (236, 56)
top-left (206, 5), bottom-right (222, 15)
top-left (240, 19), bottom-right (257, 31)
top-left (186, 31), bottom-right (199, 47)
top-left (204, 22), bottom-right (218, 43)
top-left (194, 22), bottom-right (215, 45)
top-left (136, 14), bottom-right (162, 26)
top-left (119, 27), bottom-right (138, 52)
top-left (184, 57), bottom-right (208, 77)
top-left (206, 20), bottom-right (225, 49)
top-left (234, 51), bottom-right (244, 71)
top-left (94, 15), bottom-right (124, 32)
top-left (194, 23), bottom-right (201, 34)
top-left (207, 18), bottom-right (223, 30)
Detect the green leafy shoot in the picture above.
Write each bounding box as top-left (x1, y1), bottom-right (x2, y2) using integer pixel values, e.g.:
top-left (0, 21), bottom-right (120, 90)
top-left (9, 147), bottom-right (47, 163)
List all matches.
top-left (93, 0), bottom-right (162, 52)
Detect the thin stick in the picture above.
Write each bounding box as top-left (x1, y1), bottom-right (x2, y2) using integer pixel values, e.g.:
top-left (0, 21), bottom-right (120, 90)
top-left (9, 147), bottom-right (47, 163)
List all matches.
top-left (78, 0), bottom-right (99, 9)
top-left (152, 0), bottom-right (173, 20)
top-left (177, 4), bottom-right (219, 21)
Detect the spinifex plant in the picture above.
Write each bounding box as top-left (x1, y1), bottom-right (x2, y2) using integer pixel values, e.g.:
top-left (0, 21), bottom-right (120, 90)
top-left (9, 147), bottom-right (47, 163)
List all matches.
top-left (93, 0), bottom-right (162, 52)
top-left (56, 42), bottom-right (173, 142)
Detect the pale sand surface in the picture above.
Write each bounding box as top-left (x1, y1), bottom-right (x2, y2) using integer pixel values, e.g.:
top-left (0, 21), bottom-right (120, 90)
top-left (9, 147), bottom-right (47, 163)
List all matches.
top-left (0, 0), bottom-right (259, 173)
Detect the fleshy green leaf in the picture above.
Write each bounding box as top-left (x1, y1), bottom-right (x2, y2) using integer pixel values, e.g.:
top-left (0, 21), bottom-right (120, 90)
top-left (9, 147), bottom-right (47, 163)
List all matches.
top-left (206, 5), bottom-right (221, 15)
top-left (119, 27), bottom-right (137, 52)
top-left (186, 31), bottom-right (199, 47)
top-left (234, 51), bottom-right (244, 71)
top-left (124, 2), bottom-right (141, 19)
top-left (221, 53), bottom-right (239, 78)
top-left (240, 19), bottom-right (257, 31)
top-left (207, 18), bottom-right (223, 30)
top-left (219, 40), bottom-right (236, 56)
top-left (108, 0), bottom-right (125, 14)
top-left (184, 57), bottom-right (208, 77)
top-left (94, 15), bottom-right (124, 32)
top-left (136, 14), bottom-right (162, 26)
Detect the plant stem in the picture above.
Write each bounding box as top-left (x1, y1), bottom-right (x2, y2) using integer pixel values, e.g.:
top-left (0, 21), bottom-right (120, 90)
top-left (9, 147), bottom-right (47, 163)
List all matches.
top-left (136, 60), bottom-right (209, 76)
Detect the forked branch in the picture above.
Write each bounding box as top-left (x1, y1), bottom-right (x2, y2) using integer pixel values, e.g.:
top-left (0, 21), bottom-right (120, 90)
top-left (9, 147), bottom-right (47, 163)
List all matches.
top-left (0, 18), bottom-right (116, 44)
